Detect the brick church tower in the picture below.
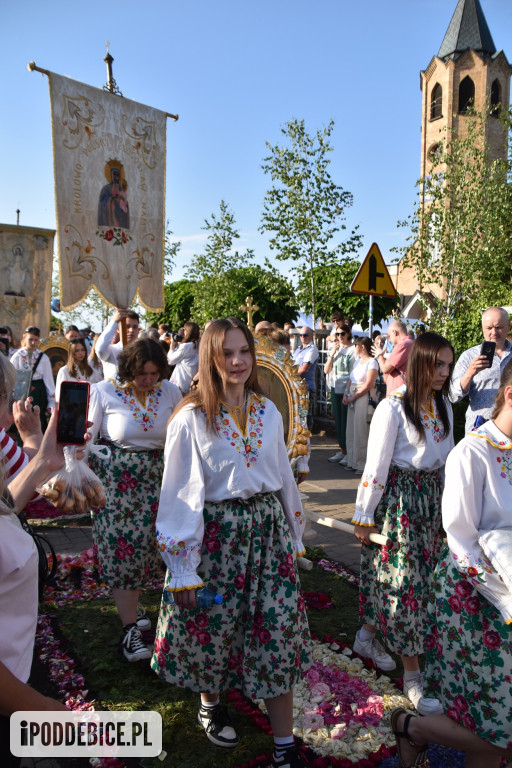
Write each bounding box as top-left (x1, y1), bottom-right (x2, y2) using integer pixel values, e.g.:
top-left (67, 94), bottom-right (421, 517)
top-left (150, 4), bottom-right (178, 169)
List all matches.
top-left (396, 0), bottom-right (512, 317)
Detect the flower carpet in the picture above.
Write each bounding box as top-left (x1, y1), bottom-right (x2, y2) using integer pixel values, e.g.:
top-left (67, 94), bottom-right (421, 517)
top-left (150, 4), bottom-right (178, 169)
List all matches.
top-left (33, 547), bottom-right (468, 768)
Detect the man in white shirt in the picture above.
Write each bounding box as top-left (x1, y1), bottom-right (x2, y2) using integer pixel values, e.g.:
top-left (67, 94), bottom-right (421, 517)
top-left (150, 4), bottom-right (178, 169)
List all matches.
top-left (450, 306), bottom-right (512, 432)
top-left (293, 326), bottom-right (319, 428)
top-left (95, 308), bottom-right (140, 380)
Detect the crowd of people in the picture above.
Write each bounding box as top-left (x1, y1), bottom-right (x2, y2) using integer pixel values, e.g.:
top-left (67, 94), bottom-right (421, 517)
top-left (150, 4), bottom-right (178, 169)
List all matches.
top-left (0, 305), bottom-right (511, 768)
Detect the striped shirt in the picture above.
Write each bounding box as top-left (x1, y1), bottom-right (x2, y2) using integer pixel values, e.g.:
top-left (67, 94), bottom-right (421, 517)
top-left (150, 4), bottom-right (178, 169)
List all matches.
top-left (0, 426), bottom-right (29, 479)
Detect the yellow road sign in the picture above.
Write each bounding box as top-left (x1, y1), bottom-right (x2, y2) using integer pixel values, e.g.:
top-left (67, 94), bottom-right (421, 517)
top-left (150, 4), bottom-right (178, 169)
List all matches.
top-left (350, 242), bottom-right (397, 297)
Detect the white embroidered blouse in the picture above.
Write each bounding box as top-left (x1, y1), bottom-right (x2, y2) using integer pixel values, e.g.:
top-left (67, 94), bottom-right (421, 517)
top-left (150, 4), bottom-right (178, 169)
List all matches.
top-left (10, 348), bottom-right (56, 408)
top-left (442, 420), bottom-right (512, 623)
top-left (88, 378), bottom-right (182, 450)
top-left (55, 364), bottom-right (103, 402)
top-left (156, 393), bottom-right (306, 590)
top-left (351, 385), bottom-right (454, 526)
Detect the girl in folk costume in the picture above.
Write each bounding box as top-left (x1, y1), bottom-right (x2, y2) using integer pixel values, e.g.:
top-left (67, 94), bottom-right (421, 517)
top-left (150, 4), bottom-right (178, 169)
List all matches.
top-left (55, 338), bottom-right (102, 402)
top-left (390, 360), bottom-right (512, 768)
top-left (10, 326), bottom-right (55, 431)
top-left (87, 338), bottom-right (182, 663)
top-left (152, 318), bottom-right (311, 768)
top-left (351, 333), bottom-right (454, 717)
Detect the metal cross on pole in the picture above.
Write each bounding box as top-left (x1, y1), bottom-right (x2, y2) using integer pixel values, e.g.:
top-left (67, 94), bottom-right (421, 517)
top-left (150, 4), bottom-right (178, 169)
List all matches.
top-left (239, 296), bottom-right (259, 331)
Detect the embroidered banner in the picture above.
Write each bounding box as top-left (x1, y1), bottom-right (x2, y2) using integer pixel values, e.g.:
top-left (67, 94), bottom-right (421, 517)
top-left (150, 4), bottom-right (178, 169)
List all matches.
top-left (48, 72), bottom-right (167, 311)
top-left (0, 224), bottom-right (55, 340)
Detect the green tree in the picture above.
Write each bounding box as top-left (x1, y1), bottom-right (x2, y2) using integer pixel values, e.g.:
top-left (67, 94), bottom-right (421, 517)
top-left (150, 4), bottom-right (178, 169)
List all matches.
top-left (225, 261), bottom-right (299, 326)
top-left (145, 279), bottom-right (196, 330)
top-left (296, 260), bottom-right (400, 328)
top-left (397, 107), bottom-right (512, 352)
top-left (259, 119), bottom-right (362, 329)
top-left (186, 200), bottom-right (254, 325)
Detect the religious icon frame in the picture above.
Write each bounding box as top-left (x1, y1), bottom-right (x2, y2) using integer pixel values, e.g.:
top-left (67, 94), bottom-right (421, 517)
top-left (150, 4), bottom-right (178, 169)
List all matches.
top-left (39, 336), bottom-right (70, 382)
top-left (255, 334), bottom-right (310, 460)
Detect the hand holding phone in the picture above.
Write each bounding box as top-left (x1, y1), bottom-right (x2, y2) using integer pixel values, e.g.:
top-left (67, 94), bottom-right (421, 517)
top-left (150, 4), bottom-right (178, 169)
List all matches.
top-left (57, 381), bottom-right (90, 445)
top-left (480, 341), bottom-right (496, 368)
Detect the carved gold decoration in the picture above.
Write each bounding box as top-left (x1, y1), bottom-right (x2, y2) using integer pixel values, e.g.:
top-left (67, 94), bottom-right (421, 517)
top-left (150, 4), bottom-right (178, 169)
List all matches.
top-left (39, 336), bottom-right (70, 381)
top-left (255, 335), bottom-right (310, 460)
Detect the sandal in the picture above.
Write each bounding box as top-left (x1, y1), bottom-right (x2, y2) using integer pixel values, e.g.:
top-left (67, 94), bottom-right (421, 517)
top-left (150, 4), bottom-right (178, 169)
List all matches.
top-left (390, 707), bottom-right (430, 768)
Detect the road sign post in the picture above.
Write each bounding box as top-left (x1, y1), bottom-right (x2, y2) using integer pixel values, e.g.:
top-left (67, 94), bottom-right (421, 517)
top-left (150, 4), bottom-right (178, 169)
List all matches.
top-left (350, 243), bottom-right (397, 337)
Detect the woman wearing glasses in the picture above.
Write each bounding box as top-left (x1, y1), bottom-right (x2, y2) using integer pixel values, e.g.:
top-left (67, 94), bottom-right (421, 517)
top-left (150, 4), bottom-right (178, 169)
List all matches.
top-left (10, 327), bottom-right (55, 431)
top-left (324, 324), bottom-right (355, 464)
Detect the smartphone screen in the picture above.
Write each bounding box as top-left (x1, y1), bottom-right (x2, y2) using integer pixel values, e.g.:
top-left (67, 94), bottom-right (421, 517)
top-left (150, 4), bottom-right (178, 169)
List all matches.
top-left (480, 341), bottom-right (496, 367)
top-left (57, 381), bottom-right (90, 445)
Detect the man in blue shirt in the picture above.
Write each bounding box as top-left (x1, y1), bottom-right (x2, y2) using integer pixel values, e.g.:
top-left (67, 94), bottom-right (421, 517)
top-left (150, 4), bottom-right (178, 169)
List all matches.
top-left (293, 326), bottom-right (319, 428)
top-left (450, 306), bottom-right (512, 433)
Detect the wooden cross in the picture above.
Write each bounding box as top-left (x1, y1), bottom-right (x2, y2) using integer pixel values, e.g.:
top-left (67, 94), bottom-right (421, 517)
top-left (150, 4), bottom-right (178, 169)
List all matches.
top-left (239, 296), bottom-right (259, 331)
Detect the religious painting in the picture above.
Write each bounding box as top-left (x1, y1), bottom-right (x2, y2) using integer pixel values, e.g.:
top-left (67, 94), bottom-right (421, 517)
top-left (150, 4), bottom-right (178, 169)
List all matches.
top-left (0, 224), bottom-right (55, 341)
top-left (39, 337), bottom-right (69, 381)
top-left (48, 71), bottom-right (167, 312)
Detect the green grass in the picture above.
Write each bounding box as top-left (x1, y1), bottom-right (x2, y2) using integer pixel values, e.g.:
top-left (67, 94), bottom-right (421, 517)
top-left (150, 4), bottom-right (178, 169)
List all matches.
top-left (41, 554), bottom-right (397, 767)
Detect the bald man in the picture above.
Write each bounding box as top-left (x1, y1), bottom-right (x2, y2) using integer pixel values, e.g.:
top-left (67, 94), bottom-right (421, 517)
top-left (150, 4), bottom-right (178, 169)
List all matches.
top-left (451, 306), bottom-right (512, 433)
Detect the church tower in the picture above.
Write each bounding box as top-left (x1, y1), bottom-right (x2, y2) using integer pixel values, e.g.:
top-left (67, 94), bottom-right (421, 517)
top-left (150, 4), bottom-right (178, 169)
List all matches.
top-left (395, 0), bottom-right (511, 318)
top-left (420, 0), bottom-right (511, 180)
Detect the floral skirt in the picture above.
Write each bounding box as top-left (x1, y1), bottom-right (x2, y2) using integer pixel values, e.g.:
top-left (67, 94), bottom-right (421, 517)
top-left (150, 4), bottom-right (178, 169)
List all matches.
top-left (90, 444), bottom-right (164, 589)
top-left (425, 552), bottom-right (512, 750)
top-left (151, 492), bottom-right (311, 699)
top-left (359, 466), bottom-right (443, 656)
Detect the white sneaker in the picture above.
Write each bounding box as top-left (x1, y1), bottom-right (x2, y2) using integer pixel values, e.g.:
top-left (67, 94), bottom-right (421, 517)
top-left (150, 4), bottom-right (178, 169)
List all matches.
top-left (136, 604), bottom-right (151, 631)
top-left (338, 456), bottom-right (348, 466)
top-left (328, 451), bottom-right (344, 463)
top-left (353, 631), bottom-right (396, 671)
top-left (403, 675), bottom-right (443, 716)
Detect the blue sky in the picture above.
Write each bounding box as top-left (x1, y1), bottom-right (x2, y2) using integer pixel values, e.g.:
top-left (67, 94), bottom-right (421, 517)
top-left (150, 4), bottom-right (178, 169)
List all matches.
top-left (1, 0), bottom-right (511, 293)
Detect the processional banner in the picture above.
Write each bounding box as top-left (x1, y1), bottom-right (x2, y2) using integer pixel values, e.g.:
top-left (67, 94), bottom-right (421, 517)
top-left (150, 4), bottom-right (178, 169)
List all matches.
top-left (0, 224), bottom-right (54, 340)
top-left (48, 72), bottom-right (167, 311)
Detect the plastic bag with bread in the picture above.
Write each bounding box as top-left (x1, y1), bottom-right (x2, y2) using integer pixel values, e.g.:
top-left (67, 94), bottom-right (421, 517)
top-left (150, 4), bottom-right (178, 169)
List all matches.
top-left (37, 443), bottom-right (111, 515)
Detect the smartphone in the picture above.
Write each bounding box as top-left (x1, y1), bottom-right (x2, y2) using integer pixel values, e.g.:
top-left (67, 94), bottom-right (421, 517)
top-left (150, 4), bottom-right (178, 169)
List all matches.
top-left (480, 340), bottom-right (496, 367)
top-left (12, 369), bottom-right (33, 402)
top-left (57, 381), bottom-right (90, 445)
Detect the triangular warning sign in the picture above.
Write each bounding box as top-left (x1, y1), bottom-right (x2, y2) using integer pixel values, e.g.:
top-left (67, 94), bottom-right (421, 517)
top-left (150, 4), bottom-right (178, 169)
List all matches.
top-left (350, 243), bottom-right (397, 297)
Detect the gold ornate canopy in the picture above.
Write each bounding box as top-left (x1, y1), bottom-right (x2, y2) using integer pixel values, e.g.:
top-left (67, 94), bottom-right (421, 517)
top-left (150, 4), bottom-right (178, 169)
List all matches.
top-left (39, 336), bottom-right (70, 381)
top-left (255, 334), bottom-right (310, 460)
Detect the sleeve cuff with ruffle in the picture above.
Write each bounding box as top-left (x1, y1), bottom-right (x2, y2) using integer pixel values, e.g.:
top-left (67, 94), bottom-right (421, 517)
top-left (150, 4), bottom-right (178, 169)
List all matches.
top-left (294, 539), bottom-right (306, 557)
top-left (167, 572), bottom-right (205, 591)
top-left (351, 509), bottom-right (375, 526)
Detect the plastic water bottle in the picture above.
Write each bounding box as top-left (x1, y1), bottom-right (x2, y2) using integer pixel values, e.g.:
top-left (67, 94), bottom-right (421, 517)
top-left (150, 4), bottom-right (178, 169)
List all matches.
top-left (163, 586), bottom-right (223, 610)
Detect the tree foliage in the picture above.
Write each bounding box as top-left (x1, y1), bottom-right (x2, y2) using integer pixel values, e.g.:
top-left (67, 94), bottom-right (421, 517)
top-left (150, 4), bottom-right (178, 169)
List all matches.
top-left (259, 119), bottom-right (362, 328)
top-left (296, 260), bottom-right (400, 328)
top-left (397, 107), bottom-right (512, 351)
top-left (145, 279), bottom-right (196, 330)
top-left (186, 200), bottom-right (255, 325)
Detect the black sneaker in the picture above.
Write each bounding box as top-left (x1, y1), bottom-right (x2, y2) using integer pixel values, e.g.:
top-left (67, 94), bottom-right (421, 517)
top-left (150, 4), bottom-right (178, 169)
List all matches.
top-left (197, 704), bottom-right (239, 748)
top-left (272, 746), bottom-right (309, 767)
top-left (136, 604), bottom-right (151, 631)
top-left (122, 624), bottom-right (152, 662)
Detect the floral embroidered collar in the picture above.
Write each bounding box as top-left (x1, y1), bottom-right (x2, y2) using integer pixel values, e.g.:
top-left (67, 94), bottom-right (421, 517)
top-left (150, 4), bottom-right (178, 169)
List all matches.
top-left (111, 379), bottom-right (163, 431)
top-left (470, 421), bottom-right (512, 450)
top-left (216, 393), bottom-right (266, 468)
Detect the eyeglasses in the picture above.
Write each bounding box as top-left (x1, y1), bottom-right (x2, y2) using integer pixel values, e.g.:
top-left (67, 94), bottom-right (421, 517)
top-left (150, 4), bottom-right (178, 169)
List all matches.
top-left (299, 334), bottom-right (311, 338)
top-left (336, 332), bottom-right (346, 337)
top-left (24, 326), bottom-right (40, 336)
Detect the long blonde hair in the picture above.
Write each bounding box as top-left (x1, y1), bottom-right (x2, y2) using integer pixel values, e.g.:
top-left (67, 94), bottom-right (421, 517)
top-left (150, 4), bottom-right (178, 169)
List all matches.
top-left (172, 317), bottom-right (263, 431)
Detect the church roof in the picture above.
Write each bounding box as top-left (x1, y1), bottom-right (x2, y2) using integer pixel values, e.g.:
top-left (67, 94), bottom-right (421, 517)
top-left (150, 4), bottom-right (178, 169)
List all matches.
top-left (438, 0), bottom-right (496, 60)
